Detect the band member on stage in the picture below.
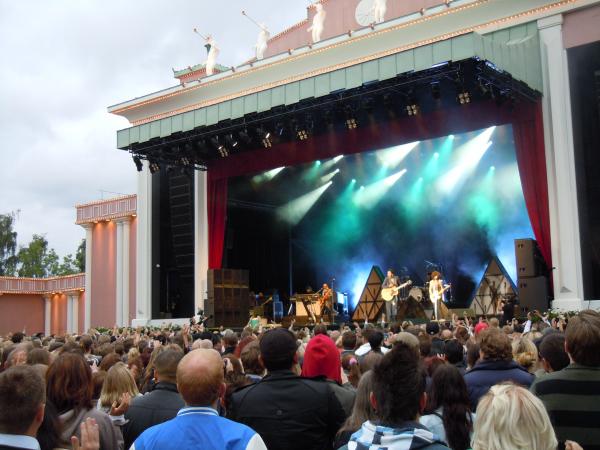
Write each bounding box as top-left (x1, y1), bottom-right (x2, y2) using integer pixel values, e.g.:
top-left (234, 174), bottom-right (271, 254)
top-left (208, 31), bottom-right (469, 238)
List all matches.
top-left (428, 271), bottom-right (448, 320)
top-left (318, 283), bottom-right (334, 322)
top-left (381, 269), bottom-right (400, 324)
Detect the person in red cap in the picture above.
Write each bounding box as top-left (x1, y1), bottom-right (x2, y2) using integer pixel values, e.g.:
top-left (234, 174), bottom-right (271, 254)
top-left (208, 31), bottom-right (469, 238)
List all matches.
top-left (474, 322), bottom-right (489, 336)
top-left (301, 334), bottom-right (356, 416)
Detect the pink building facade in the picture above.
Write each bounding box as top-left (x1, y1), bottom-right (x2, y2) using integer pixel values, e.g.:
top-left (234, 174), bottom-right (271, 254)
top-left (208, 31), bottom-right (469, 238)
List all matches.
top-left (0, 195), bottom-right (137, 336)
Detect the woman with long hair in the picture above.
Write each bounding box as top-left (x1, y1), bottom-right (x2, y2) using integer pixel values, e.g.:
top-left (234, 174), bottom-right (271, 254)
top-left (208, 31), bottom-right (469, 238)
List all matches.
top-left (46, 352), bottom-right (122, 449)
top-left (97, 362), bottom-right (140, 416)
top-left (420, 364), bottom-right (474, 450)
top-left (334, 370), bottom-right (375, 449)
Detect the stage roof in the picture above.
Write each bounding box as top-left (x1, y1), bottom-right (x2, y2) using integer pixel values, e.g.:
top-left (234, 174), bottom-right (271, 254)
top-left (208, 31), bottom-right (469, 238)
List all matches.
top-left (115, 24), bottom-right (542, 150)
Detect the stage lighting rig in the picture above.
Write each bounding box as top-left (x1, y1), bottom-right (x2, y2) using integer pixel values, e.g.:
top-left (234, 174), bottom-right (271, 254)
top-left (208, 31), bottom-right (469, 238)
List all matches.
top-left (256, 127), bottom-right (272, 148)
top-left (132, 155), bottom-right (143, 172)
top-left (225, 133), bottom-right (239, 149)
top-left (148, 160), bottom-right (160, 174)
top-left (344, 104), bottom-right (358, 129)
top-left (430, 82), bottom-right (441, 100)
top-left (457, 90), bottom-right (471, 104)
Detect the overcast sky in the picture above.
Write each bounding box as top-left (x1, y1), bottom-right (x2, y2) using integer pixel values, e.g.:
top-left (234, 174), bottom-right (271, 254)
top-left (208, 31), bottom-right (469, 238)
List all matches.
top-left (0, 0), bottom-right (311, 258)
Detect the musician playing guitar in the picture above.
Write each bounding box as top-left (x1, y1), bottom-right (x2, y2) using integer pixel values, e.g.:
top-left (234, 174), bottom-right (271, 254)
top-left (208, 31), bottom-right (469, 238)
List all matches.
top-left (381, 269), bottom-right (401, 324)
top-left (318, 283), bottom-right (333, 323)
top-left (428, 271), bottom-right (451, 320)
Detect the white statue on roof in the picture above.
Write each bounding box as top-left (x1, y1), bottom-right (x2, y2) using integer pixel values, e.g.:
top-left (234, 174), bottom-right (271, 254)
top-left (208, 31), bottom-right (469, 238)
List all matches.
top-left (256, 24), bottom-right (270, 60)
top-left (373, 0), bottom-right (387, 24)
top-left (204, 35), bottom-right (219, 76)
top-left (308, 3), bottom-right (326, 44)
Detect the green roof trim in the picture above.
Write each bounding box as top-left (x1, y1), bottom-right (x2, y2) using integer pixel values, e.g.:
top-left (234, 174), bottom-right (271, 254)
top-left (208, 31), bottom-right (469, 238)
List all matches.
top-left (117, 23), bottom-right (541, 150)
top-left (173, 63), bottom-right (230, 78)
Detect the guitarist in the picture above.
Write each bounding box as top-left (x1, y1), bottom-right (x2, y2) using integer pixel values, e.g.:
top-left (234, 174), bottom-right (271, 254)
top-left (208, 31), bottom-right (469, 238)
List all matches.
top-left (318, 283), bottom-right (334, 323)
top-left (428, 271), bottom-right (449, 320)
top-left (381, 269), bottom-right (401, 324)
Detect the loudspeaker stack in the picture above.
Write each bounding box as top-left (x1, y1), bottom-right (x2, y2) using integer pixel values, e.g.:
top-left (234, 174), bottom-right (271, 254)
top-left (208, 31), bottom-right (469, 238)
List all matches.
top-left (514, 239), bottom-right (550, 312)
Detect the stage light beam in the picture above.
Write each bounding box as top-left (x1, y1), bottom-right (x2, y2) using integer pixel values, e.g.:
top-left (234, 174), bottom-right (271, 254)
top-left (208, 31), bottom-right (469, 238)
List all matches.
top-left (376, 141), bottom-right (419, 169)
top-left (320, 168), bottom-right (340, 183)
top-left (353, 169), bottom-right (407, 208)
top-left (252, 166), bottom-right (285, 184)
top-left (277, 181), bottom-right (333, 225)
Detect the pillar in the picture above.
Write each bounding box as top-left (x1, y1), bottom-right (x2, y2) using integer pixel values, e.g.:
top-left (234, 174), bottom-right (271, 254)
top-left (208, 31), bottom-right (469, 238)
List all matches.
top-left (44, 295), bottom-right (51, 336)
top-left (538, 15), bottom-right (584, 310)
top-left (122, 218), bottom-right (130, 327)
top-left (133, 161), bottom-right (152, 326)
top-left (116, 220), bottom-right (124, 326)
top-left (68, 293), bottom-right (79, 334)
top-left (195, 170), bottom-right (210, 314)
top-left (83, 224), bottom-right (93, 331)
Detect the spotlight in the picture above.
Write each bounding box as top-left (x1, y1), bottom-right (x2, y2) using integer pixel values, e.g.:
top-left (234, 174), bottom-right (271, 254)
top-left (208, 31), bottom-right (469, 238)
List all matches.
top-left (275, 122), bottom-right (286, 137)
top-left (180, 156), bottom-right (191, 166)
top-left (344, 104), bottom-right (358, 129)
top-left (211, 136), bottom-right (229, 157)
top-left (256, 127), bottom-right (272, 148)
top-left (148, 160), bottom-right (160, 174)
top-left (225, 134), bottom-right (238, 149)
top-left (405, 91), bottom-right (419, 116)
top-left (296, 127), bottom-right (309, 140)
top-left (457, 90), bottom-right (471, 104)
top-left (430, 82), bottom-right (441, 100)
top-left (132, 155), bottom-right (143, 172)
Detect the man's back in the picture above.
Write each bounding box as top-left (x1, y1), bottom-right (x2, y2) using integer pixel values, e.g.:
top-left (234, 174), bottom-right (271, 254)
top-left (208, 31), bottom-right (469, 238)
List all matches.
top-left (133, 406), bottom-right (264, 450)
top-left (229, 369), bottom-right (346, 450)
top-left (124, 382), bottom-right (185, 449)
top-left (531, 364), bottom-right (600, 450)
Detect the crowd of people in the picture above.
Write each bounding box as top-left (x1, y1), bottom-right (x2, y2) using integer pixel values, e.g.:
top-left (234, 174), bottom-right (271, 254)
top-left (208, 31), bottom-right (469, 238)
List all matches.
top-left (0, 309), bottom-right (599, 450)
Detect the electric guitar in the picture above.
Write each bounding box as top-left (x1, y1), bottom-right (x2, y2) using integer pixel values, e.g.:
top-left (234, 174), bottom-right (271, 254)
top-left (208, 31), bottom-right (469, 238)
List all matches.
top-left (381, 280), bottom-right (412, 301)
top-left (430, 284), bottom-right (451, 303)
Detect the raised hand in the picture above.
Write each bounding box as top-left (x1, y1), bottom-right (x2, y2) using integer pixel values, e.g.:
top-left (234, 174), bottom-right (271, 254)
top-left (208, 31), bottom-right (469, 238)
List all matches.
top-left (71, 418), bottom-right (99, 450)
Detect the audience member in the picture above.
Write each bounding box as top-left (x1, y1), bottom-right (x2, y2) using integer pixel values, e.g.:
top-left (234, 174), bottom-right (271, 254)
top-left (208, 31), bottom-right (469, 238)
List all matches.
top-left (301, 334), bottom-right (356, 416)
top-left (472, 383), bottom-right (557, 450)
top-left (0, 366), bottom-right (46, 450)
top-left (342, 343), bottom-right (449, 449)
top-left (46, 352), bottom-right (122, 449)
top-left (240, 341), bottom-right (264, 383)
top-left (464, 328), bottom-right (533, 410)
top-left (340, 331), bottom-right (357, 356)
top-left (132, 349), bottom-right (266, 450)
top-left (538, 332), bottom-right (569, 374)
top-left (123, 349), bottom-right (184, 448)
top-left (97, 362), bottom-right (139, 422)
top-left (512, 337), bottom-right (539, 374)
top-left (531, 309), bottom-right (600, 449)
top-left (335, 370), bottom-right (375, 449)
top-left (229, 328), bottom-right (345, 450)
top-left (420, 364), bottom-right (474, 450)
top-left (443, 339), bottom-right (466, 375)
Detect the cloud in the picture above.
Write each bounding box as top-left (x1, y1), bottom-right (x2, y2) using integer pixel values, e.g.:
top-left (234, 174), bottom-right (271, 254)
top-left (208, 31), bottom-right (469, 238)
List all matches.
top-left (0, 0), bottom-right (309, 257)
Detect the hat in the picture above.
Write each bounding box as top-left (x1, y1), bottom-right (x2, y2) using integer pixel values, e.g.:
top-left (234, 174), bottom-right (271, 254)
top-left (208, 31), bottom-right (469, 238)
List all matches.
top-left (259, 328), bottom-right (298, 367)
top-left (474, 322), bottom-right (489, 335)
top-left (301, 334), bottom-right (342, 384)
top-left (426, 322), bottom-right (440, 336)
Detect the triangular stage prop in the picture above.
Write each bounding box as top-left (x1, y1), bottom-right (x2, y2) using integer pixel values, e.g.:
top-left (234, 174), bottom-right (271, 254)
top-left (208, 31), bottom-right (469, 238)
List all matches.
top-left (352, 266), bottom-right (385, 322)
top-left (470, 256), bottom-right (517, 316)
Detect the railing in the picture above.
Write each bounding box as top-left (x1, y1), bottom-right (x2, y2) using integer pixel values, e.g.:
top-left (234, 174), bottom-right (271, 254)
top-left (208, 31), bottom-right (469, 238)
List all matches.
top-left (76, 195), bottom-right (137, 225)
top-left (0, 274), bottom-right (85, 295)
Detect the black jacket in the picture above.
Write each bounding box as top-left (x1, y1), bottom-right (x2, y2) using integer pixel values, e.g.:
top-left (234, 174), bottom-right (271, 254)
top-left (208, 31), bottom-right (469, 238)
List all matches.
top-left (123, 382), bottom-right (185, 449)
top-left (228, 369), bottom-right (346, 450)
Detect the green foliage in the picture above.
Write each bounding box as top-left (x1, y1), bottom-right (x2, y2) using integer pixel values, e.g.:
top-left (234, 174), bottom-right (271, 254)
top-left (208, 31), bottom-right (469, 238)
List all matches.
top-left (0, 213), bottom-right (18, 276)
top-left (17, 234), bottom-right (49, 278)
top-left (75, 239), bottom-right (85, 273)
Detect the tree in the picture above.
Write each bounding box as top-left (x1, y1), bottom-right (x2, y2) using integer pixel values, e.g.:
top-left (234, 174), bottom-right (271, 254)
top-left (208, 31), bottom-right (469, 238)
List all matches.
top-left (17, 234), bottom-right (48, 278)
top-left (44, 248), bottom-right (61, 276)
top-left (0, 213), bottom-right (18, 276)
top-left (56, 253), bottom-right (79, 276)
top-left (75, 239), bottom-right (85, 273)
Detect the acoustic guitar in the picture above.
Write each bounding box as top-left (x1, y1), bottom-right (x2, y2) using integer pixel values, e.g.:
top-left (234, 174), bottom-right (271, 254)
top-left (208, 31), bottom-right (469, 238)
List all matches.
top-left (430, 284), bottom-right (451, 303)
top-left (381, 280), bottom-right (412, 301)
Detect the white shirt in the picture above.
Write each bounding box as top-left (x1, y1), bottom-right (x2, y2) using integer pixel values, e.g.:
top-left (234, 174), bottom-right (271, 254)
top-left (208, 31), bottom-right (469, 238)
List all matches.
top-left (355, 343), bottom-right (390, 357)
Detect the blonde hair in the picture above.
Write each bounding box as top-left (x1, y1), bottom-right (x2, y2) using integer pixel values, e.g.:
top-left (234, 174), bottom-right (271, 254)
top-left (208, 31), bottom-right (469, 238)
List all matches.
top-left (99, 362), bottom-right (139, 408)
top-left (512, 337), bottom-right (539, 373)
top-left (471, 383), bottom-right (557, 450)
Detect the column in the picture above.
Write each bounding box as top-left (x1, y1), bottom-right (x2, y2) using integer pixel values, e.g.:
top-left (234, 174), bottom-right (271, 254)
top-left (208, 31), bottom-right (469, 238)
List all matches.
top-left (66, 295), bottom-right (73, 334)
top-left (71, 293), bottom-right (79, 334)
top-left (115, 220), bottom-right (124, 326)
top-left (538, 15), bottom-right (584, 310)
top-left (122, 218), bottom-right (130, 327)
top-left (195, 171), bottom-right (210, 314)
top-left (83, 224), bottom-right (93, 331)
top-left (133, 161), bottom-right (152, 326)
top-left (44, 295), bottom-right (51, 336)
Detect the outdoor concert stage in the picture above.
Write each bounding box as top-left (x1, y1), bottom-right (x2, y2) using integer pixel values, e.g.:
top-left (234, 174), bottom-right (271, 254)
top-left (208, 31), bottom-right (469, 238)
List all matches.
top-left (106, 1), bottom-right (600, 328)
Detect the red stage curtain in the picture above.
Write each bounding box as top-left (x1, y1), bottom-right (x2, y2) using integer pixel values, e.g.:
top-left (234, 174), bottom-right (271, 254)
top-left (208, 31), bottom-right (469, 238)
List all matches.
top-left (513, 100), bottom-right (553, 271)
top-left (207, 172), bottom-right (228, 269)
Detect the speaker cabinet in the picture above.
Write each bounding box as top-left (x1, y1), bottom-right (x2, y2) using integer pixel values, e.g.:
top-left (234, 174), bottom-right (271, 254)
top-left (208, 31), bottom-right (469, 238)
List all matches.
top-left (515, 239), bottom-right (547, 278)
top-left (517, 277), bottom-right (549, 312)
top-left (206, 269), bottom-right (250, 327)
